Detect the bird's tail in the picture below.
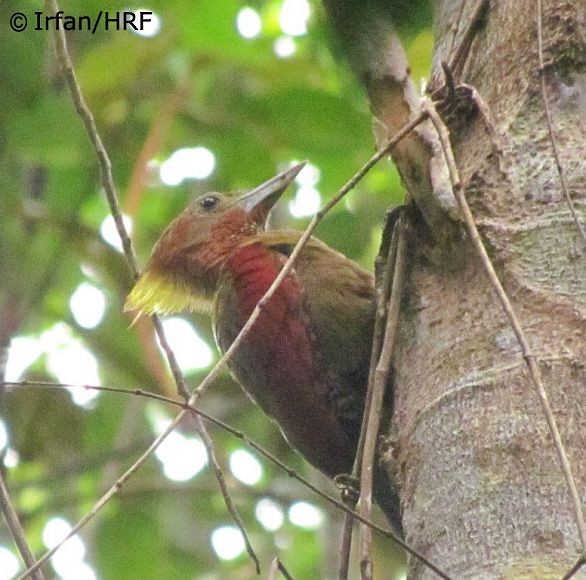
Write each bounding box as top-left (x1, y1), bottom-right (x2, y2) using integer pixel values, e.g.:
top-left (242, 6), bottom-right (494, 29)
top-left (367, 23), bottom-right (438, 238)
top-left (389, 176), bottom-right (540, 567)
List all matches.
top-left (374, 466), bottom-right (404, 538)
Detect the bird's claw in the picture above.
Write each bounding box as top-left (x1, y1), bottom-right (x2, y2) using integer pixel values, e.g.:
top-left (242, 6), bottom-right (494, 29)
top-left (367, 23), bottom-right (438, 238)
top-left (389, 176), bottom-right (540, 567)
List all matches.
top-left (334, 473), bottom-right (361, 508)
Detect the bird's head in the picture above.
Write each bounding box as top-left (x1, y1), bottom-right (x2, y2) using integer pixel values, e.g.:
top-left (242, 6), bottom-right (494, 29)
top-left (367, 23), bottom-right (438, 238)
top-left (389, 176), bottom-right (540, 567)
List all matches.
top-left (125, 162), bottom-right (305, 316)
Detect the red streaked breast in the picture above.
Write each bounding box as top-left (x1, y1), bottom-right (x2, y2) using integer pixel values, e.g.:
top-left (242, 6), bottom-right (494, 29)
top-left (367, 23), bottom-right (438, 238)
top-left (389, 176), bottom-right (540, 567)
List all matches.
top-left (214, 241), bottom-right (357, 477)
top-left (224, 242), bottom-right (304, 341)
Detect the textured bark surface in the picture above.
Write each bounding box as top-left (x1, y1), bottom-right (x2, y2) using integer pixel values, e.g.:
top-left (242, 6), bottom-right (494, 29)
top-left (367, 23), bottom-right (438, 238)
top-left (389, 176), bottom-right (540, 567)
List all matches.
top-left (392, 0), bottom-right (586, 577)
top-left (324, 0), bottom-right (585, 577)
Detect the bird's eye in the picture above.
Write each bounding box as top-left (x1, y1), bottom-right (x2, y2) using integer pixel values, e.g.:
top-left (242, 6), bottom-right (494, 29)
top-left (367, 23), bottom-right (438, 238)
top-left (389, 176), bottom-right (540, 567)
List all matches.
top-left (199, 195), bottom-right (220, 212)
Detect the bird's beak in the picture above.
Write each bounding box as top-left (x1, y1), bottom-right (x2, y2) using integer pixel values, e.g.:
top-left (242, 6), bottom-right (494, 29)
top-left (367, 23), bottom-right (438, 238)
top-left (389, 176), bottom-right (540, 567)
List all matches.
top-left (238, 162), bottom-right (306, 220)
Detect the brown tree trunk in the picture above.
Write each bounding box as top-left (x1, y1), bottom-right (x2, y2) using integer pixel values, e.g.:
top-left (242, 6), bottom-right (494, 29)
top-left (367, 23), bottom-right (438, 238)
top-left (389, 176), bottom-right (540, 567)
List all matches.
top-left (325, 0), bottom-right (586, 577)
top-left (397, 1), bottom-right (585, 577)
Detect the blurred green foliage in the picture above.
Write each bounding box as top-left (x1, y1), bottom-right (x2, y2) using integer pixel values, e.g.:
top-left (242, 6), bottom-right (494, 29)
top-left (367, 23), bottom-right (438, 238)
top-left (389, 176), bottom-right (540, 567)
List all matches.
top-left (0, 0), bottom-right (431, 577)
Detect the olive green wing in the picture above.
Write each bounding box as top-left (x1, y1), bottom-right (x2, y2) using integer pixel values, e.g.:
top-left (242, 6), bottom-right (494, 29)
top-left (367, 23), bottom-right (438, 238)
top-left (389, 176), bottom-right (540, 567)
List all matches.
top-left (260, 231), bottom-right (375, 395)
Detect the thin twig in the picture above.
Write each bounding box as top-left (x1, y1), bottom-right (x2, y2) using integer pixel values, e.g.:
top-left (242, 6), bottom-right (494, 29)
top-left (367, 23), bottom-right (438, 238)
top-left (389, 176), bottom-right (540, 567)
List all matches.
top-left (18, 106), bottom-right (426, 576)
top-left (44, 3), bottom-right (433, 574)
top-left (562, 556), bottom-right (585, 580)
top-left (45, 0), bottom-right (256, 570)
top-left (338, 209), bottom-right (402, 580)
top-left (337, 507), bottom-right (355, 578)
top-left (18, 405), bottom-right (190, 580)
top-left (268, 558), bottom-right (280, 580)
top-left (268, 558), bottom-right (294, 580)
top-left (277, 559), bottom-right (294, 580)
top-left (536, 0), bottom-right (586, 244)
top-left (446, 0), bottom-right (490, 82)
top-left (7, 380), bottom-right (452, 579)
top-left (0, 344), bottom-right (43, 579)
top-left (190, 112), bottom-right (427, 405)
top-left (44, 0), bottom-right (188, 400)
top-left (0, 472), bottom-right (44, 580)
top-left (43, 0), bottom-right (138, 274)
top-left (424, 100), bottom-right (586, 555)
top-left (196, 415), bottom-right (260, 573)
top-left (44, 1), bottom-right (188, 399)
top-left (154, 321), bottom-right (260, 566)
top-left (359, 219), bottom-right (408, 579)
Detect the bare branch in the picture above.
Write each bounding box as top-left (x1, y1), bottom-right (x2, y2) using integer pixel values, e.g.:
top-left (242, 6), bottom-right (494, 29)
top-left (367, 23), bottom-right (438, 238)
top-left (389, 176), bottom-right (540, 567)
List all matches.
top-left (268, 558), bottom-right (294, 580)
top-left (44, 0), bottom-right (256, 571)
top-left (0, 472), bottom-right (44, 580)
top-left (196, 415), bottom-right (260, 573)
top-left (338, 207), bottom-right (403, 580)
top-left (0, 344), bottom-right (43, 579)
top-left (42, 2), bottom-right (437, 575)
top-left (43, 0), bottom-right (188, 399)
top-left (6, 380), bottom-right (452, 579)
top-left (359, 218), bottom-right (408, 579)
top-left (15, 107), bottom-right (429, 577)
top-left (18, 404), bottom-right (188, 579)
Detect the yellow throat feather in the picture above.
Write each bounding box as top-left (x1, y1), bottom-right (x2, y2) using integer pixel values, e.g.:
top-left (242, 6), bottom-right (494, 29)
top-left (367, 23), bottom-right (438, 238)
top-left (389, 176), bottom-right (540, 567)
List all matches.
top-left (124, 270), bottom-right (212, 317)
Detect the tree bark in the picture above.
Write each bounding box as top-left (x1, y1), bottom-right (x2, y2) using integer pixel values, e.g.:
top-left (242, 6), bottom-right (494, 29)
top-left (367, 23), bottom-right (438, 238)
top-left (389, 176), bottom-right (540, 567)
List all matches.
top-left (325, 0), bottom-right (586, 577)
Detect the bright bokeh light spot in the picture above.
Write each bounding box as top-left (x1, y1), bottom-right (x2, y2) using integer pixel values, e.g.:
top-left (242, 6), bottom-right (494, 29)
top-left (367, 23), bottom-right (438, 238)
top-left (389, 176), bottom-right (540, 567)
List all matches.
top-left (255, 498), bottom-right (284, 531)
top-left (147, 405), bottom-right (171, 434)
top-left (5, 336), bottom-right (43, 381)
top-left (3, 449), bottom-right (19, 469)
top-left (279, 0), bottom-right (310, 36)
top-left (211, 526), bottom-right (246, 561)
top-left (42, 517), bottom-right (73, 548)
top-left (53, 560), bottom-right (97, 580)
top-left (295, 162), bottom-right (320, 187)
top-left (229, 449), bottom-right (263, 486)
top-left (0, 546), bottom-right (19, 580)
top-left (147, 409), bottom-right (208, 483)
top-left (0, 420), bottom-right (8, 451)
top-left (274, 36), bottom-right (296, 58)
top-left (5, 325), bottom-right (100, 407)
top-left (52, 553), bottom-right (95, 580)
top-left (236, 7), bottom-right (261, 39)
top-left (42, 323), bottom-right (101, 407)
top-left (70, 282), bottom-right (107, 329)
top-left (130, 9), bottom-right (161, 38)
top-left (289, 186), bottom-right (321, 218)
top-left (160, 147), bottom-right (216, 186)
top-left (155, 431), bottom-right (208, 482)
top-left (42, 517), bottom-right (85, 558)
top-left (80, 263), bottom-right (98, 281)
top-left (160, 317), bottom-right (213, 371)
top-left (288, 501), bottom-right (323, 529)
top-left (43, 518), bottom-right (94, 580)
top-left (100, 214), bottom-right (133, 253)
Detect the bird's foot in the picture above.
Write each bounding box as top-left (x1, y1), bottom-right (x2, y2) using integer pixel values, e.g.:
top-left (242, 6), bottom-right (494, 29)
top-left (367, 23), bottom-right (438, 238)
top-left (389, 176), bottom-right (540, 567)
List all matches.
top-left (334, 473), bottom-right (360, 509)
